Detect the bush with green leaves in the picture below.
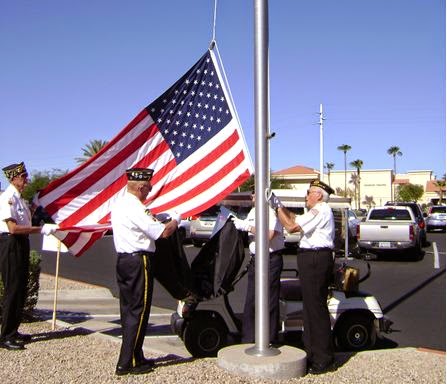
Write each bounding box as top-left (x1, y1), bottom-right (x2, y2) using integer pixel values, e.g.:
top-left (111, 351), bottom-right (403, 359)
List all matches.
top-left (0, 249), bottom-right (41, 320)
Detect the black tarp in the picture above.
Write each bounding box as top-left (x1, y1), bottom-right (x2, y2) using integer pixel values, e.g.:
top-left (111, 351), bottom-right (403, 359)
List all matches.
top-left (152, 229), bottom-right (192, 300)
top-left (190, 209), bottom-right (246, 298)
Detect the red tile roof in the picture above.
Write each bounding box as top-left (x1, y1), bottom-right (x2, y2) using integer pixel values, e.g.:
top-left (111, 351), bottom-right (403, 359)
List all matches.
top-left (273, 165), bottom-right (319, 175)
top-left (426, 180), bottom-right (446, 193)
top-left (393, 178), bottom-right (410, 185)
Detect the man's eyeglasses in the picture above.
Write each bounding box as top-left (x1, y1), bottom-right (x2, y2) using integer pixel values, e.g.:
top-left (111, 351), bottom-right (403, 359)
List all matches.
top-left (306, 189), bottom-right (320, 195)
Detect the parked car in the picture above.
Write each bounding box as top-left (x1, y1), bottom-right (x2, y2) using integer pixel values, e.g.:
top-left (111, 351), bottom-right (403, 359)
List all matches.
top-left (178, 219), bottom-right (192, 243)
top-left (385, 201), bottom-right (427, 246)
top-left (357, 206), bottom-right (423, 259)
top-left (189, 205), bottom-right (221, 247)
top-left (425, 205), bottom-right (446, 232)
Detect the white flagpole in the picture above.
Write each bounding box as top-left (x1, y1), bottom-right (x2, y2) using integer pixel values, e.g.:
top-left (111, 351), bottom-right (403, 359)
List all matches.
top-left (51, 239), bottom-right (61, 331)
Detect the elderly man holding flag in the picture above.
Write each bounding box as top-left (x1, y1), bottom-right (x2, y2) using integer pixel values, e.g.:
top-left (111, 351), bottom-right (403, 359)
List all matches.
top-left (0, 162), bottom-right (57, 351)
top-left (111, 167), bottom-right (181, 376)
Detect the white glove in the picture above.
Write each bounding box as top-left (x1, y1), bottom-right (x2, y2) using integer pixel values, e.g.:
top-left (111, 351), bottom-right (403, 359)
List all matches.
top-left (167, 211), bottom-right (182, 223)
top-left (249, 242), bottom-right (256, 255)
top-left (269, 192), bottom-right (284, 210)
top-left (41, 223), bottom-right (59, 236)
top-left (231, 217), bottom-right (250, 232)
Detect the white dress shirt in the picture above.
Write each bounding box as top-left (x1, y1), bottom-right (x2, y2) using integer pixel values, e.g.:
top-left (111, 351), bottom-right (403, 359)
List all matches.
top-left (246, 206), bottom-right (284, 254)
top-left (295, 202), bottom-right (334, 249)
top-left (111, 191), bottom-right (165, 253)
top-left (0, 184), bottom-right (32, 233)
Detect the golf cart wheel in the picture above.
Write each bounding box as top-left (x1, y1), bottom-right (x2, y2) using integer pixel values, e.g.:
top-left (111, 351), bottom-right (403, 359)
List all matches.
top-left (335, 313), bottom-right (376, 351)
top-left (183, 312), bottom-right (228, 357)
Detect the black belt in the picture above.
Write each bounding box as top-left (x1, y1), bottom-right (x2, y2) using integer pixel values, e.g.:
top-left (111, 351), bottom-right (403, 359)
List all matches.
top-left (0, 233), bottom-right (28, 239)
top-left (117, 251), bottom-right (153, 257)
top-left (298, 247), bottom-right (332, 253)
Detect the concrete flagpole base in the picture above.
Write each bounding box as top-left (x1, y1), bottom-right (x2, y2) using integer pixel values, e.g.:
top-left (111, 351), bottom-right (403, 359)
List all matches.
top-left (217, 344), bottom-right (307, 380)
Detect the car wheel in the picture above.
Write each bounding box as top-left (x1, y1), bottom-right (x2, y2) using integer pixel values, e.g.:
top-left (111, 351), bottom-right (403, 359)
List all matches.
top-left (178, 227), bottom-right (186, 243)
top-left (182, 312), bottom-right (228, 357)
top-left (334, 313), bottom-right (376, 351)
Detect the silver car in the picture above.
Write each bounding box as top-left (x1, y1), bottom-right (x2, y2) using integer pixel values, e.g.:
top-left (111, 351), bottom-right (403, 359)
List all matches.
top-left (426, 206), bottom-right (446, 232)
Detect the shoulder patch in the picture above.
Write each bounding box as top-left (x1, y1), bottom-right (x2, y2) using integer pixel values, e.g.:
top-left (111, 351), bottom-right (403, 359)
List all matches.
top-left (310, 208), bottom-right (319, 216)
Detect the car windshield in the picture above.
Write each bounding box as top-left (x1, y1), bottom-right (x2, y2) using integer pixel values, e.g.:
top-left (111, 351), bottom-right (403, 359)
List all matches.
top-left (431, 206), bottom-right (446, 214)
top-left (199, 206), bottom-right (220, 218)
top-left (369, 208), bottom-right (412, 221)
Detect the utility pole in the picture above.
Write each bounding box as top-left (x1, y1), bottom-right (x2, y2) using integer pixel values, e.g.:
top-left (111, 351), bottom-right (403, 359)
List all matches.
top-left (319, 104), bottom-right (324, 180)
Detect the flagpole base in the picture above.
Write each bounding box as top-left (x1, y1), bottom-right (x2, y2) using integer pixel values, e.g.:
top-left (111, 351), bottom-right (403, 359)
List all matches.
top-left (217, 344), bottom-right (307, 380)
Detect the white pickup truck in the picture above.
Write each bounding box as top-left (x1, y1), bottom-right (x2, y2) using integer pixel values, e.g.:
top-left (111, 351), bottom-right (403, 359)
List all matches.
top-left (357, 206), bottom-right (422, 257)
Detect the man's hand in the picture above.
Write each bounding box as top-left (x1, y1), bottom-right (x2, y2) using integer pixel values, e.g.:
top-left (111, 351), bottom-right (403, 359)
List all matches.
top-left (268, 192), bottom-right (284, 210)
top-left (231, 217), bottom-right (250, 232)
top-left (41, 224), bottom-right (59, 236)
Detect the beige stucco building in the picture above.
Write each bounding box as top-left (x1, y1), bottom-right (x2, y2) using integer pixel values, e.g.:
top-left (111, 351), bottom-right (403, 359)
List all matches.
top-left (272, 165), bottom-right (445, 210)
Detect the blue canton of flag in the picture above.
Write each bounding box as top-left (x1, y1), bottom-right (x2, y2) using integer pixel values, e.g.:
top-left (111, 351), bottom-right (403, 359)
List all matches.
top-left (148, 51), bottom-right (232, 164)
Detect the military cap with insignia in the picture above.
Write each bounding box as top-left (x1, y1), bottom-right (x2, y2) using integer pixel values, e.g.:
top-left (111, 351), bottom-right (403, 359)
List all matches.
top-left (310, 179), bottom-right (335, 195)
top-left (2, 162), bottom-right (28, 181)
top-left (126, 168), bottom-right (154, 181)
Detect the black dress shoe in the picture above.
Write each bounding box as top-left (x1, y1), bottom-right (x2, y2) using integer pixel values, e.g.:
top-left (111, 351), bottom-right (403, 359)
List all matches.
top-left (115, 364), bottom-right (153, 376)
top-left (137, 358), bottom-right (155, 368)
top-left (0, 340), bottom-right (26, 351)
top-left (14, 333), bottom-right (32, 343)
top-left (308, 362), bottom-right (336, 375)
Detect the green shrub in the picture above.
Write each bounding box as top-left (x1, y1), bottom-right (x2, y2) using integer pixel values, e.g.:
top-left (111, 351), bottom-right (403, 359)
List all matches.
top-left (0, 249), bottom-right (42, 320)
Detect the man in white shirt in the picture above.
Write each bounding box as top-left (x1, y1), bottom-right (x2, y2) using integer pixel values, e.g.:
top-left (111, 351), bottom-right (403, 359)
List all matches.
top-left (232, 191), bottom-right (284, 344)
top-left (0, 162), bottom-right (56, 351)
top-left (111, 167), bottom-right (180, 376)
top-left (272, 180), bottom-right (336, 375)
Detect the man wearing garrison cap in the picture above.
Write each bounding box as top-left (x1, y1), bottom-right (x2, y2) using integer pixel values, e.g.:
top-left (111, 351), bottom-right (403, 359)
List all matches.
top-left (0, 162), bottom-right (57, 351)
top-left (270, 179), bottom-right (336, 375)
top-left (111, 167), bottom-right (181, 376)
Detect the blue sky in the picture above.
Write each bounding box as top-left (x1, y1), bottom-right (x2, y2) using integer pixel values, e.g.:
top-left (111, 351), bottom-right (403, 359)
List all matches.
top-left (1, 1), bottom-right (445, 190)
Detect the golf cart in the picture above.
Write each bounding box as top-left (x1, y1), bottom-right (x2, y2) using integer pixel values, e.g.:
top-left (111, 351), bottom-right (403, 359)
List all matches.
top-left (170, 209), bottom-right (392, 357)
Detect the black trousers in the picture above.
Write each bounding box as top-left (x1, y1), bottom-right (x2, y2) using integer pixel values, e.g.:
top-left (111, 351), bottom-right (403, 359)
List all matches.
top-left (297, 248), bottom-right (334, 366)
top-left (241, 251), bottom-right (283, 343)
top-left (0, 234), bottom-right (30, 341)
top-left (116, 252), bottom-right (154, 368)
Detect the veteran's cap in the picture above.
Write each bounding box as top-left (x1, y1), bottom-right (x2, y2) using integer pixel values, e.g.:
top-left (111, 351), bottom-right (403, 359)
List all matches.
top-left (126, 168), bottom-right (154, 181)
top-left (310, 179), bottom-right (335, 195)
top-left (2, 162), bottom-right (27, 181)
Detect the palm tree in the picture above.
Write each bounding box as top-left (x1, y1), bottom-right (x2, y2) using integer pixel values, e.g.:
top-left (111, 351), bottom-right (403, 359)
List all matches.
top-left (362, 195), bottom-right (376, 210)
top-left (350, 159), bottom-right (363, 209)
top-left (433, 177), bottom-right (446, 205)
top-left (337, 144), bottom-right (351, 197)
top-left (75, 139), bottom-right (109, 164)
top-left (387, 146), bottom-right (403, 176)
top-left (349, 173), bottom-right (359, 209)
top-left (325, 162), bottom-right (335, 187)
top-left (387, 146), bottom-right (402, 202)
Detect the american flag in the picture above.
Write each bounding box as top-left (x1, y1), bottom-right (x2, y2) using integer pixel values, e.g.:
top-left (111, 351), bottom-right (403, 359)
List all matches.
top-left (36, 49), bottom-right (253, 256)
